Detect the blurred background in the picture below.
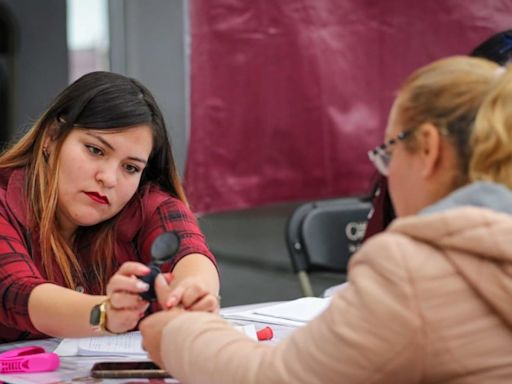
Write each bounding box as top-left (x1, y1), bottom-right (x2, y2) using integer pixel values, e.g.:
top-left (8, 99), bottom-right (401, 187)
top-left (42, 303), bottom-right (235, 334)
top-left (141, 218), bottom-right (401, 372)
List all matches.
top-left (0, 0), bottom-right (510, 306)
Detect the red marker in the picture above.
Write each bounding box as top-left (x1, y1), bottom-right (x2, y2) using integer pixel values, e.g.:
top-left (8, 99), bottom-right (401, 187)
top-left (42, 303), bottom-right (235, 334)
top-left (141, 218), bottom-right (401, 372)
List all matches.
top-left (256, 326), bottom-right (273, 341)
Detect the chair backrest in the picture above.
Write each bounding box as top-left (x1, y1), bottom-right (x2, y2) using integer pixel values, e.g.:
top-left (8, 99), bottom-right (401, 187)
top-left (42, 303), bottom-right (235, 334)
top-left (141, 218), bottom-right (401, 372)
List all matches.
top-left (286, 197), bottom-right (372, 275)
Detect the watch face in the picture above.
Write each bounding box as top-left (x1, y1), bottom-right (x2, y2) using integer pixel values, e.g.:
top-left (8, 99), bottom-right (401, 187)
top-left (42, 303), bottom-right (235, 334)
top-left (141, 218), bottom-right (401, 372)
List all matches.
top-left (90, 304), bottom-right (101, 326)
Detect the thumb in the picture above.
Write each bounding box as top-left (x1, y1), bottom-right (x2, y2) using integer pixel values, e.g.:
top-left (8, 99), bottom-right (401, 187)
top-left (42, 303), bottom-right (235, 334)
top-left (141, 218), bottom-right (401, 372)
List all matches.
top-left (164, 284), bottom-right (185, 310)
top-left (154, 274), bottom-right (170, 308)
top-left (163, 272), bottom-right (175, 284)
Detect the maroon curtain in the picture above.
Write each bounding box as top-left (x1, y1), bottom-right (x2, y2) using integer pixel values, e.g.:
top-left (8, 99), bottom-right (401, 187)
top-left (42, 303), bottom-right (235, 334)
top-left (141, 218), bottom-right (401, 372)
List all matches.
top-left (185, 0), bottom-right (511, 214)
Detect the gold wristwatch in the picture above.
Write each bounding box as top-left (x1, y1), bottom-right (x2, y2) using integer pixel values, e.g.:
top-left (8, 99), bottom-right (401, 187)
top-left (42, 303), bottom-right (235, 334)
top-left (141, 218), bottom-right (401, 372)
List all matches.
top-left (89, 299), bottom-right (109, 332)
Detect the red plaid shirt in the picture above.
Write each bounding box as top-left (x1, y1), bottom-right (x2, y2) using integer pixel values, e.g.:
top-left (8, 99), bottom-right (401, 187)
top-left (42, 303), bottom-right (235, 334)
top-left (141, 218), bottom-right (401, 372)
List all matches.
top-left (0, 167), bottom-right (215, 343)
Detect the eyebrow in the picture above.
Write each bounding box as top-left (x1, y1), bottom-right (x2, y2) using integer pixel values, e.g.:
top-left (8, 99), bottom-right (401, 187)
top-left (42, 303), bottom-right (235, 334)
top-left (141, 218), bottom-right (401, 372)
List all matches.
top-left (85, 132), bottom-right (148, 165)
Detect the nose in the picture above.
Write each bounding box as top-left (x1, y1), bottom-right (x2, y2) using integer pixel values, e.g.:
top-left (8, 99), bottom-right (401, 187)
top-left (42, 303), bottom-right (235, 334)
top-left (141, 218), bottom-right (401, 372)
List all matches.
top-left (95, 163), bottom-right (118, 188)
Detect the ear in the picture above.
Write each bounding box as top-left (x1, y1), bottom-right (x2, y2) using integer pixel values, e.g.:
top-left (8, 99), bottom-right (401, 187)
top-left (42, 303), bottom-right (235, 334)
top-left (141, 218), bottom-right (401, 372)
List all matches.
top-left (416, 122), bottom-right (442, 178)
top-left (42, 122), bottom-right (59, 153)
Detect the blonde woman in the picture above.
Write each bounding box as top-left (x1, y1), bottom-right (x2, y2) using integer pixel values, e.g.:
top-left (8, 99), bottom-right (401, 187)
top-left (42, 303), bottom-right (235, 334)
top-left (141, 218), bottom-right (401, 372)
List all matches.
top-left (141, 56), bottom-right (512, 383)
top-left (0, 71), bottom-right (219, 342)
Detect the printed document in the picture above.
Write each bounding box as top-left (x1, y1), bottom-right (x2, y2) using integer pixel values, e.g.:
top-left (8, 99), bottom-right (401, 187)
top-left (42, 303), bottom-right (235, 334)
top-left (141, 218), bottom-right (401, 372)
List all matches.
top-left (223, 297), bottom-right (331, 327)
top-left (54, 325), bottom-right (258, 357)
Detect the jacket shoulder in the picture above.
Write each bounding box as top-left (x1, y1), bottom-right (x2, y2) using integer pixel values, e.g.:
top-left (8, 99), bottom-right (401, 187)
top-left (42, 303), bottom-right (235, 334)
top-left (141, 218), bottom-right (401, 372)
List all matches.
top-left (352, 231), bottom-right (453, 282)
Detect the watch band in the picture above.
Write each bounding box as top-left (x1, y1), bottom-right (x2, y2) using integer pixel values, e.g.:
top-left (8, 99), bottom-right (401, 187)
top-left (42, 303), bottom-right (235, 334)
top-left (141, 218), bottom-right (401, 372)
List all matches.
top-left (89, 299), bottom-right (110, 333)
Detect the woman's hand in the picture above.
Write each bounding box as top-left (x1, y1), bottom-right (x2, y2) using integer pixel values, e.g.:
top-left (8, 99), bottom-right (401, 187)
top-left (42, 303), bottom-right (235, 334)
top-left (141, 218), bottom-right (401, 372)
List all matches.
top-left (140, 307), bottom-right (186, 368)
top-left (104, 261), bottom-right (152, 333)
top-left (156, 274), bottom-right (220, 313)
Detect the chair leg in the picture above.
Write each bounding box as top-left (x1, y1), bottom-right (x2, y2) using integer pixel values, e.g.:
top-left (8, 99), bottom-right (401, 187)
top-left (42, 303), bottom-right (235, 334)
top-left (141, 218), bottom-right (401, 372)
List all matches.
top-left (297, 271), bottom-right (315, 297)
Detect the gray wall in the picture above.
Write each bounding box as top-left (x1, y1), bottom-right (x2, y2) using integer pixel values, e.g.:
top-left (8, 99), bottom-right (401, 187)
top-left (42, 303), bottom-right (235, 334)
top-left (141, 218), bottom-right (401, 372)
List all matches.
top-left (0, 0), bottom-right (186, 174)
top-left (0, 0), bottom-right (68, 140)
top-left (109, 0), bottom-right (188, 176)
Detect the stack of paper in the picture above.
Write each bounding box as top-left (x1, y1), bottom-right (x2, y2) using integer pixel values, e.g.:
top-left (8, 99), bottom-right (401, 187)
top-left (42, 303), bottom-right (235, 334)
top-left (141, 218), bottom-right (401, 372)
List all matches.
top-left (54, 331), bottom-right (147, 357)
top-left (223, 297), bottom-right (331, 327)
top-left (54, 325), bottom-right (259, 357)
top-left (78, 331), bottom-right (146, 356)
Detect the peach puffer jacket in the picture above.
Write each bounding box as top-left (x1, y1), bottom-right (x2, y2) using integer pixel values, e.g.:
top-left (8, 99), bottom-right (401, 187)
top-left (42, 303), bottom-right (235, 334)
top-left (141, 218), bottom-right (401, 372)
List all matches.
top-left (160, 182), bottom-right (512, 384)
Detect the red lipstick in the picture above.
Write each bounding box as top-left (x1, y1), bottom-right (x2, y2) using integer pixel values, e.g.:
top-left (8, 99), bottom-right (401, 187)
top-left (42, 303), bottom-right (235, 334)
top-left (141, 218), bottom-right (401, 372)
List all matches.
top-left (85, 192), bottom-right (109, 205)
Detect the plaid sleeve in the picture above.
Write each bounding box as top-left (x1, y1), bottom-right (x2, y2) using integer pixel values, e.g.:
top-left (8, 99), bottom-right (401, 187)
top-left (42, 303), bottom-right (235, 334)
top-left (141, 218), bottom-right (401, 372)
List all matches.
top-left (0, 213), bottom-right (48, 334)
top-left (137, 197), bottom-right (216, 271)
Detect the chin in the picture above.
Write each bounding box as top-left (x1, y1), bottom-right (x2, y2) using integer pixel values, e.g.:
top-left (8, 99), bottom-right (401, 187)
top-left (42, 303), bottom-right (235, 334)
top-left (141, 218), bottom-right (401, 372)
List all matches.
top-left (71, 212), bottom-right (114, 227)
top-left (74, 219), bottom-right (106, 227)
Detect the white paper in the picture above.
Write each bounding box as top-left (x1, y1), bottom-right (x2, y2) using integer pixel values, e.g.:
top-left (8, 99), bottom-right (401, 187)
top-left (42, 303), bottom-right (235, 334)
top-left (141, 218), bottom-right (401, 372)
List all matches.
top-left (78, 331), bottom-right (146, 356)
top-left (234, 324), bottom-right (257, 340)
top-left (52, 338), bottom-right (79, 357)
top-left (253, 297), bottom-right (331, 322)
top-left (223, 297), bottom-right (331, 326)
top-left (224, 312), bottom-right (306, 327)
top-left (54, 325), bottom-right (258, 358)
top-left (54, 331), bottom-right (147, 357)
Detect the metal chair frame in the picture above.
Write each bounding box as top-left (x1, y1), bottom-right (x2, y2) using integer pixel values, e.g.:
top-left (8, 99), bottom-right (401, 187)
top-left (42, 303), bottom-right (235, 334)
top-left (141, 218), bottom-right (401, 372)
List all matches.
top-left (285, 197), bottom-right (371, 296)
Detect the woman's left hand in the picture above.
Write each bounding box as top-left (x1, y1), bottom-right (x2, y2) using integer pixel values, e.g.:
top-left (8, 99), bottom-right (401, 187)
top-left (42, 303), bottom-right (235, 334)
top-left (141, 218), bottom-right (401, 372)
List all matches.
top-left (140, 307), bottom-right (185, 368)
top-left (104, 262), bottom-right (151, 333)
top-left (155, 274), bottom-right (220, 313)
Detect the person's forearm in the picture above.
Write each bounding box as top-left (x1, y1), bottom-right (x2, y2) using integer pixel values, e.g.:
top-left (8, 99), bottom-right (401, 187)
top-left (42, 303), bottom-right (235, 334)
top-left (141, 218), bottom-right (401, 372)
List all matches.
top-left (161, 313), bottom-right (273, 384)
top-left (28, 283), bottom-right (106, 338)
top-left (171, 253), bottom-right (220, 294)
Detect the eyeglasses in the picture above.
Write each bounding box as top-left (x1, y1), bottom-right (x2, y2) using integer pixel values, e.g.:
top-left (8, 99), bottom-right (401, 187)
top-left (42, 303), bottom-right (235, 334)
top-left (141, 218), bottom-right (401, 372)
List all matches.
top-left (367, 128), bottom-right (415, 176)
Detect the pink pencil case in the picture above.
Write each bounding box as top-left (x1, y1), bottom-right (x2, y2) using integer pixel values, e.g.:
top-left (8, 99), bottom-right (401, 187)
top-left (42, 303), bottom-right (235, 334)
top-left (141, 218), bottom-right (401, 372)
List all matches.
top-left (0, 346), bottom-right (60, 373)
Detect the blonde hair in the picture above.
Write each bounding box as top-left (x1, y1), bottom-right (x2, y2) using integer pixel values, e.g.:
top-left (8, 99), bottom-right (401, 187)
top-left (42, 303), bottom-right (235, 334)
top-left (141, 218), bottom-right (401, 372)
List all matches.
top-left (394, 56), bottom-right (500, 186)
top-left (470, 65), bottom-right (512, 188)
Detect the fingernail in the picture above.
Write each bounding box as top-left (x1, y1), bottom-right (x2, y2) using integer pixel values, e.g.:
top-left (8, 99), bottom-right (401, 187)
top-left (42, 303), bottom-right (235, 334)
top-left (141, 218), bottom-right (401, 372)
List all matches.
top-left (137, 281), bottom-right (150, 291)
top-left (164, 272), bottom-right (175, 283)
top-left (156, 274), bottom-right (168, 287)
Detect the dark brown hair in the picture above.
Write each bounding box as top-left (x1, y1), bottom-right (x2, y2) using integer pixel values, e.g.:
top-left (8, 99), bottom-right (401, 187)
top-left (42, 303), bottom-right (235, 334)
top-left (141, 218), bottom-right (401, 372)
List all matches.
top-left (0, 71), bottom-right (186, 291)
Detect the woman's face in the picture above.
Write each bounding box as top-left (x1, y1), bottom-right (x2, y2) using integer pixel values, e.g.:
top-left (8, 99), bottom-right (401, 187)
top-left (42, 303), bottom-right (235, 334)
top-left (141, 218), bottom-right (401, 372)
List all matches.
top-left (386, 103), bottom-right (425, 217)
top-left (48, 125), bottom-right (153, 237)
top-left (387, 103), bottom-right (461, 217)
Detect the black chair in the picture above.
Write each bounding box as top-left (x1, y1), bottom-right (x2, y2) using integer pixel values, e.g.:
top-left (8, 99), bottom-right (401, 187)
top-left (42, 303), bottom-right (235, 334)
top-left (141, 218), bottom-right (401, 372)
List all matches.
top-left (286, 197), bottom-right (372, 296)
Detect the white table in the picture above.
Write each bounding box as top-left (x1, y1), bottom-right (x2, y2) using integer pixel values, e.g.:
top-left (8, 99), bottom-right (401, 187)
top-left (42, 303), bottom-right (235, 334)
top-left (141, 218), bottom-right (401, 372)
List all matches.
top-left (0, 302), bottom-right (299, 384)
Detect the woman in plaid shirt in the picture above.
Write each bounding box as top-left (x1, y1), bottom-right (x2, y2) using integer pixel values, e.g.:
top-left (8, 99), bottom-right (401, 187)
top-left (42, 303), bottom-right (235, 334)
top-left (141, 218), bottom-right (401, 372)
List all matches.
top-left (0, 71), bottom-right (219, 342)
